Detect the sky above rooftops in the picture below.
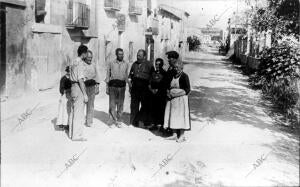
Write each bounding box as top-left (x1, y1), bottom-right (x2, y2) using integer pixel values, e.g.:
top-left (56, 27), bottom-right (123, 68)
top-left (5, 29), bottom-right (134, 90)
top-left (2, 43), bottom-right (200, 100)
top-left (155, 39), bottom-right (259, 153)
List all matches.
top-left (159, 0), bottom-right (250, 31)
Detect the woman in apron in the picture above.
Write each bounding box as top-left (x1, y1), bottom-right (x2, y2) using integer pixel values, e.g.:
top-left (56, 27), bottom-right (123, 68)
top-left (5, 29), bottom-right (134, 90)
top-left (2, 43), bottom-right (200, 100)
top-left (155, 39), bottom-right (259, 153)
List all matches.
top-left (164, 60), bottom-right (191, 142)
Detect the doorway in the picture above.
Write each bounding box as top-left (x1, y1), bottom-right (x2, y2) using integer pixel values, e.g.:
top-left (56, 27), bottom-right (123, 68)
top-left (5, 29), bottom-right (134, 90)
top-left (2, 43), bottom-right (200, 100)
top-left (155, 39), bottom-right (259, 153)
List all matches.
top-left (128, 41), bottom-right (133, 63)
top-left (145, 35), bottom-right (154, 62)
top-left (0, 4), bottom-right (6, 97)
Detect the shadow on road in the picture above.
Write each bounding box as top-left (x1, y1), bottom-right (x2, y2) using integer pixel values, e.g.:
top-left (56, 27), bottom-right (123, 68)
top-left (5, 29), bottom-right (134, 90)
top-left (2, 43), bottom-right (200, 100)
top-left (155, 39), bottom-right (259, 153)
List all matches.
top-left (51, 117), bottom-right (62, 131)
top-left (186, 57), bottom-right (299, 176)
top-left (94, 110), bottom-right (131, 127)
top-left (189, 86), bottom-right (269, 127)
top-left (94, 110), bottom-right (111, 127)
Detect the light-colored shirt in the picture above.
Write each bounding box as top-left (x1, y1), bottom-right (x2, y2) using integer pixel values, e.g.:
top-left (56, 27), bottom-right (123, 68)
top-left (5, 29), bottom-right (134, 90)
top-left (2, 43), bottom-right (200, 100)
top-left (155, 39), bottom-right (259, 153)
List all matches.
top-left (83, 62), bottom-right (101, 83)
top-left (105, 59), bottom-right (130, 83)
top-left (69, 57), bottom-right (85, 82)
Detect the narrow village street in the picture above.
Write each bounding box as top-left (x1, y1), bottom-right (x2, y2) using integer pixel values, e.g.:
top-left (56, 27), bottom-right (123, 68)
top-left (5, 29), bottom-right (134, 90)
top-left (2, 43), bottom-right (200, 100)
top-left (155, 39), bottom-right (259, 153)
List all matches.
top-left (1, 48), bottom-right (299, 187)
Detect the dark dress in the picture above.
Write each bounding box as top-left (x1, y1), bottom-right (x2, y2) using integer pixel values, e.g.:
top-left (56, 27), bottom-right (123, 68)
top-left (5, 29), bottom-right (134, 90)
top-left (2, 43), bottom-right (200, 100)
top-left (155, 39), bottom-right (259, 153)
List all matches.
top-left (149, 67), bottom-right (167, 125)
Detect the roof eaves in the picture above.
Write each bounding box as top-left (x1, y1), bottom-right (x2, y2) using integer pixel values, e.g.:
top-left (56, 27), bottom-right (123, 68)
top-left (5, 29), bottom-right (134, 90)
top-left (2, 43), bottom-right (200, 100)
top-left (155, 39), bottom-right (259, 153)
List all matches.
top-left (158, 4), bottom-right (182, 20)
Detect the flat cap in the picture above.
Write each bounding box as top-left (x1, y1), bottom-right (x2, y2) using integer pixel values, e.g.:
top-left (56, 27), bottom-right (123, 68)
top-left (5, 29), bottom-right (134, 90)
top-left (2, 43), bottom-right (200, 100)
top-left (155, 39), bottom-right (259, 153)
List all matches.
top-left (166, 51), bottom-right (179, 59)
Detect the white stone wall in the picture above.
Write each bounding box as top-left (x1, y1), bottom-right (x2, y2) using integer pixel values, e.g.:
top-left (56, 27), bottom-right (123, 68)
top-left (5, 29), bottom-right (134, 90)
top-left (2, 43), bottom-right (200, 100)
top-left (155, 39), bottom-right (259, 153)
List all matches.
top-left (96, 0), bottom-right (147, 80)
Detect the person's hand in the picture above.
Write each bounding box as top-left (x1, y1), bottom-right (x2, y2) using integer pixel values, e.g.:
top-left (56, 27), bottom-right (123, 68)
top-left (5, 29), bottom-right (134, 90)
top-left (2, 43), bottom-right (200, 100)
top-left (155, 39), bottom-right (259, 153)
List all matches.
top-left (95, 84), bottom-right (100, 95)
top-left (166, 90), bottom-right (171, 99)
top-left (59, 95), bottom-right (63, 103)
top-left (128, 81), bottom-right (132, 89)
top-left (128, 84), bottom-right (132, 94)
top-left (106, 84), bottom-right (109, 95)
top-left (128, 82), bottom-right (132, 93)
top-left (169, 91), bottom-right (175, 98)
top-left (84, 94), bottom-right (88, 103)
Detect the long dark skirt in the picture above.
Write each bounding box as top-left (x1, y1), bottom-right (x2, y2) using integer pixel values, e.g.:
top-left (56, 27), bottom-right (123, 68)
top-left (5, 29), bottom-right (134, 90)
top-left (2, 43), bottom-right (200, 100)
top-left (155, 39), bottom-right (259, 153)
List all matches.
top-left (150, 93), bottom-right (166, 125)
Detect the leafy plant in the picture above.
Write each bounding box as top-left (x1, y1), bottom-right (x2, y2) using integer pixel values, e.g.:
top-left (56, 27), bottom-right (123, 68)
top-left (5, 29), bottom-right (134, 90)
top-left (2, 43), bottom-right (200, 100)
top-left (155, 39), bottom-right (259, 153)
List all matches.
top-left (244, 0), bottom-right (300, 126)
top-left (249, 41), bottom-right (300, 126)
top-left (258, 41), bottom-right (300, 81)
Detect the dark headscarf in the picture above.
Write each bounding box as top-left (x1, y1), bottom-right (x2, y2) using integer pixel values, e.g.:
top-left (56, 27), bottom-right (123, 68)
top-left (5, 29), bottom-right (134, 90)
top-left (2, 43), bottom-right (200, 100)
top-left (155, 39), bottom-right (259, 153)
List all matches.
top-left (166, 51), bottom-right (179, 60)
top-left (65, 66), bottom-right (70, 73)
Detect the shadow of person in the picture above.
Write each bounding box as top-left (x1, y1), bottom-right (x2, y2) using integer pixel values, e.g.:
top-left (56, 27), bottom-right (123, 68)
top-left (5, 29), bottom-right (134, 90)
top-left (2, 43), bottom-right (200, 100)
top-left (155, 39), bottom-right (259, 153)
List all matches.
top-left (122, 112), bottom-right (130, 125)
top-left (94, 110), bottom-right (113, 127)
top-left (148, 126), bottom-right (174, 138)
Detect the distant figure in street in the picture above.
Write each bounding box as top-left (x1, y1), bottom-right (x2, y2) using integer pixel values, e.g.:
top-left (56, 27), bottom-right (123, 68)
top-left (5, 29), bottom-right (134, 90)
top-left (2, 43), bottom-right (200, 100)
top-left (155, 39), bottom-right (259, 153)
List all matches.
top-left (129, 49), bottom-right (153, 127)
top-left (83, 50), bottom-right (100, 127)
top-left (164, 55), bottom-right (191, 143)
top-left (69, 45), bottom-right (89, 141)
top-left (148, 58), bottom-right (167, 131)
top-left (105, 48), bottom-right (130, 127)
top-left (57, 66), bottom-right (72, 129)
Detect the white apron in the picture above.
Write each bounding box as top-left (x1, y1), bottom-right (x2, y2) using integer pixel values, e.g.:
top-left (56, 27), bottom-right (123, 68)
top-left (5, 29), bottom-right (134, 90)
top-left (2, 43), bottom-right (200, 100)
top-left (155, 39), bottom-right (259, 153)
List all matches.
top-left (164, 76), bottom-right (190, 130)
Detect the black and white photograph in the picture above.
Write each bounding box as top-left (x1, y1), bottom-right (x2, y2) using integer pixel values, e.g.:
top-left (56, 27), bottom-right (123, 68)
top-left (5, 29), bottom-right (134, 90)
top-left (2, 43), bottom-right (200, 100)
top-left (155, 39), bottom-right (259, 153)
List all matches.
top-left (0, 0), bottom-right (299, 186)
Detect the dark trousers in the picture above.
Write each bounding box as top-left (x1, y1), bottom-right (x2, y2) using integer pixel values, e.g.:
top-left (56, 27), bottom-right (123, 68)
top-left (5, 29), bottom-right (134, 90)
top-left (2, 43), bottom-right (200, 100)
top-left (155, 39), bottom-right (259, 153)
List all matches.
top-left (109, 86), bottom-right (126, 123)
top-left (130, 88), bottom-right (151, 126)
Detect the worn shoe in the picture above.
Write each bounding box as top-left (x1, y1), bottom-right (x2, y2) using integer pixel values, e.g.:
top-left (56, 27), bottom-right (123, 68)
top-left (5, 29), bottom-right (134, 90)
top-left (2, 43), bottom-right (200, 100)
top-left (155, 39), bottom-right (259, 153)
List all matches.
top-left (63, 125), bottom-right (69, 130)
top-left (115, 121), bottom-right (122, 128)
top-left (176, 136), bottom-right (186, 143)
top-left (149, 125), bottom-right (158, 131)
top-left (72, 137), bottom-right (87, 141)
top-left (165, 133), bottom-right (177, 140)
top-left (127, 124), bottom-right (135, 128)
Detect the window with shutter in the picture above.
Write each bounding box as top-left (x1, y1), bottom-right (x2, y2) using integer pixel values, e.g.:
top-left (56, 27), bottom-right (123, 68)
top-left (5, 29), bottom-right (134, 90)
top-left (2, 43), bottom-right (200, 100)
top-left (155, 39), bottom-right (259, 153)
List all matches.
top-left (35, 0), bottom-right (47, 23)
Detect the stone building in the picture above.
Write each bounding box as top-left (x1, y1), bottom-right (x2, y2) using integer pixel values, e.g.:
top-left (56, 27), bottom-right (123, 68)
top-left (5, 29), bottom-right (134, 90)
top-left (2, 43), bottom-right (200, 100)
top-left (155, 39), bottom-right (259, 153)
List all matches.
top-left (155, 4), bottom-right (189, 64)
top-left (0, 0), bottom-right (189, 99)
top-left (96, 0), bottom-right (148, 74)
top-left (0, 0), bottom-right (98, 98)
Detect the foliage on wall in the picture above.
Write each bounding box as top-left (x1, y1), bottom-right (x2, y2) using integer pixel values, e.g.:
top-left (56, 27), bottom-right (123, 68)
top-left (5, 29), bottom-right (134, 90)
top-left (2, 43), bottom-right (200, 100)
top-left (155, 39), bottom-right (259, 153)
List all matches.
top-left (246, 0), bottom-right (300, 126)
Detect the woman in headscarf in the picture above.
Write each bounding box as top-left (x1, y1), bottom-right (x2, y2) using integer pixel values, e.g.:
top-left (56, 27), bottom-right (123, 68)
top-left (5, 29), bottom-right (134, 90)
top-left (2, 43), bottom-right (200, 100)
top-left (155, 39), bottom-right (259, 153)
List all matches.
top-left (163, 58), bottom-right (191, 142)
top-left (148, 58), bottom-right (167, 131)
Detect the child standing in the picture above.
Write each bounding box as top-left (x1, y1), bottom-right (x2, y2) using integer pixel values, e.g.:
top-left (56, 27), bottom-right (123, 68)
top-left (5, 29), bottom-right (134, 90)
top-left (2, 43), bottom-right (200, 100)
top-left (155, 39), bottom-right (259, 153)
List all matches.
top-left (57, 66), bottom-right (72, 130)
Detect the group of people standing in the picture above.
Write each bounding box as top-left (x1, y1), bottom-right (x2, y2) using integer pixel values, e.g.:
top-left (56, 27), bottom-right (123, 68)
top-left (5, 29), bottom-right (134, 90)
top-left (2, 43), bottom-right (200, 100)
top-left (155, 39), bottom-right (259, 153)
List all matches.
top-left (59, 45), bottom-right (100, 141)
top-left (59, 44), bottom-right (191, 143)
